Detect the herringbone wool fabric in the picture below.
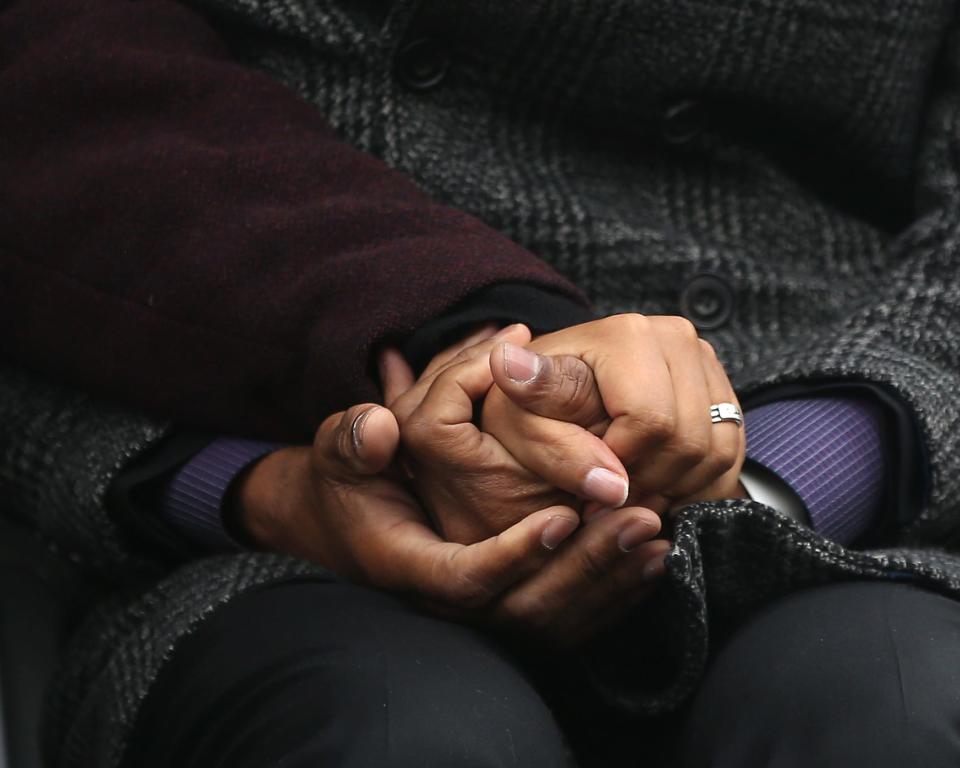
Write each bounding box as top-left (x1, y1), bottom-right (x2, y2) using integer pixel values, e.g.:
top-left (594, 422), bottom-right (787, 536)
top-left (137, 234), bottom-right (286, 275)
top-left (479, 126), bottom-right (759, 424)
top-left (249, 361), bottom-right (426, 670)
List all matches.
top-left (4, 1), bottom-right (960, 766)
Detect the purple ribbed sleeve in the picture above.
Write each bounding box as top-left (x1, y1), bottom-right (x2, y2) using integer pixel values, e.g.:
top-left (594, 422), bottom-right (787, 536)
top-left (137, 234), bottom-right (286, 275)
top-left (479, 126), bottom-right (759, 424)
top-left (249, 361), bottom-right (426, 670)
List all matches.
top-left (745, 398), bottom-right (886, 545)
top-left (162, 438), bottom-right (283, 551)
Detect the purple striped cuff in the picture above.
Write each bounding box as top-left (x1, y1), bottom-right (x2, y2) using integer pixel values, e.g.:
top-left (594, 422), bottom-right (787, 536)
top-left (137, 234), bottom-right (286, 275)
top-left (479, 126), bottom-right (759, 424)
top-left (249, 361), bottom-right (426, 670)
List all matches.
top-left (745, 398), bottom-right (886, 545)
top-left (162, 401), bottom-right (886, 550)
top-left (162, 438), bottom-right (282, 551)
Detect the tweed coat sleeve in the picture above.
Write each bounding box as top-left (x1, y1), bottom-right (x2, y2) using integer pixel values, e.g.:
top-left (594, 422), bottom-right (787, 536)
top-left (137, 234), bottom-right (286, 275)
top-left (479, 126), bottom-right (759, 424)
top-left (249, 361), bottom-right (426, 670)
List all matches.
top-left (613, 50), bottom-right (960, 704)
top-left (0, 366), bottom-right (329, 768)
top-left (582, 30), bottom-right (960, 716)
top-left (727, 35), bottom-right (960, 552)
top-left (0, 0), bottom-right (586, 442)
top-left (0, 364), bottom-right (169, 575)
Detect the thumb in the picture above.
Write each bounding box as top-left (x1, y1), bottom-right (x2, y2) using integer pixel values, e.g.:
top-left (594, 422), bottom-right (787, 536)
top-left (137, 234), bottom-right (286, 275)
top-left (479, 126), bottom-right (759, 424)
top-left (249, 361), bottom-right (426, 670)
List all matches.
top-left (490, 342), bottom-right (608, 430)
top-left (314, 404), bottom-right (400, 481)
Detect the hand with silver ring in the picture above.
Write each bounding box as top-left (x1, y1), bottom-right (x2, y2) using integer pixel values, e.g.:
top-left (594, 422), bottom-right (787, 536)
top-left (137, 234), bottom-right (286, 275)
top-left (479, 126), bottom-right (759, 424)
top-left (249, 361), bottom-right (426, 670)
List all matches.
top-left (481, 314), bottom-right (749, 517)
top-left (710, 402), bottom-right (743, 427)
top-left (381, 324), bottom-right (658, 552)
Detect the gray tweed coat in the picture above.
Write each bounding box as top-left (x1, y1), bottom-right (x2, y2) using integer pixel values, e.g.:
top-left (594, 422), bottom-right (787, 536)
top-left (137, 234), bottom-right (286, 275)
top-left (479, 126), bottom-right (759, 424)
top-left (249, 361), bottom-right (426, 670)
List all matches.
top-left (3, 0), bottom-right (960, 765)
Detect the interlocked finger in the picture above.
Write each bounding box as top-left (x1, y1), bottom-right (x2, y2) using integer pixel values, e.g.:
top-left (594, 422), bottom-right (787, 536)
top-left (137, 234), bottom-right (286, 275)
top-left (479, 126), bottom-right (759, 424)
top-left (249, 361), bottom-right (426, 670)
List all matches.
top-left (554, 537), bottom-right (673, 646)
top-left (419, 323), bottom-right (501, 380)
top-left (490, 506), bottom-right (663, 638)
top-left (668, 343), bottom-right (747, 509)
top-left (700, 340), bottom-right (745, 480)
top-left (364, 506), bottom-right (581, 608)
top-left (619, 318), bottom-right (712, 501)
top-left (390, 324), bottom-right (531, 424)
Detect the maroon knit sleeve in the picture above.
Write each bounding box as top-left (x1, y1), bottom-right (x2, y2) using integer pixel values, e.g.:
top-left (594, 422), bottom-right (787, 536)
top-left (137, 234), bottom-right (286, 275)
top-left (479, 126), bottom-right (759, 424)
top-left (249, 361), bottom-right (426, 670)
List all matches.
top-left (0, 0), bottom-right (586, 440)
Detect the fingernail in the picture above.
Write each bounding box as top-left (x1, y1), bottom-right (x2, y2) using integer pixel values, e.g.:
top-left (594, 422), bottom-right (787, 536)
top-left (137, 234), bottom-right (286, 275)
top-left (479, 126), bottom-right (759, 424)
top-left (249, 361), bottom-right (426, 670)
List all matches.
top-left (617, 518), bottom-right (656, 552)
top-left (541, 516), bottom-right (579, 550)
top-left (502, 342), bottom-right (541, 383)
top-left (583, 468), bottom-right (629, 507)
top-left (351, 407), bottom-right (378, 454)
top-left (642, 554), bottom-right (668, 581)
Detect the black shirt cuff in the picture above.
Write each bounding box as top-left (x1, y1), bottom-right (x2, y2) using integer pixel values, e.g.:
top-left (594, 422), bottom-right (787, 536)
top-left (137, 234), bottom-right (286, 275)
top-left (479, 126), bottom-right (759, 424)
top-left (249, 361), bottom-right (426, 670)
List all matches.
top-left (401, 283), bottom-right (595, 374)
top-left (107, 431), bottom-right (214, 563)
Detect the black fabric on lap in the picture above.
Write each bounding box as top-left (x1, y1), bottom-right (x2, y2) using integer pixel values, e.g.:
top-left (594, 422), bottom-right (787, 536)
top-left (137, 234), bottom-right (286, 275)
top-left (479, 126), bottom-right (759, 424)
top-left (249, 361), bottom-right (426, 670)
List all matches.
top-left (121, 579), bottom-right (573, 768)
top-left (122, 579), bottom-right (960, 767)
top-left (681, 581), bottom-right (960, 767)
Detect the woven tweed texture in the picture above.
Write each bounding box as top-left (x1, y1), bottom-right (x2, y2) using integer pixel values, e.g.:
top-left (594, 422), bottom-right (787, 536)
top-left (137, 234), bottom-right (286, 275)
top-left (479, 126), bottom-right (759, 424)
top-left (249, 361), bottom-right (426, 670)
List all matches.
top-left (4, 0), bottom-right (960, 765)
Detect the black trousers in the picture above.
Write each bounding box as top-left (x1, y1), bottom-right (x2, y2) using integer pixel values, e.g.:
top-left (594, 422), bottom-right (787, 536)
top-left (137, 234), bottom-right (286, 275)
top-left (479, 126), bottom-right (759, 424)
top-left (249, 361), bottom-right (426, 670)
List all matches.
top-left (123, 579), bottom-right (960, 767)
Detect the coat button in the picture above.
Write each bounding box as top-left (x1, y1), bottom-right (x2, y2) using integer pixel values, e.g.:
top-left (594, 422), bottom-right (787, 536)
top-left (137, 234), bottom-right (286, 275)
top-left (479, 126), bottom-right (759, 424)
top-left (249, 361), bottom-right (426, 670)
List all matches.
top-left (665, 546), bottom-right (691, 582)
top-left (680, 274), bottom-right (734, 330)
top-left (396, 38), bottom-right (450, 91)
top-left (662, 99), bottom-right (703, 145)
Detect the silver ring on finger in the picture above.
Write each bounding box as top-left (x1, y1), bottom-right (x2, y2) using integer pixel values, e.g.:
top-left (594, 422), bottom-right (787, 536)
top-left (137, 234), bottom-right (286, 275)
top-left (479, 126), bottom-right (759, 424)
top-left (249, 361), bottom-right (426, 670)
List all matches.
top-left (710, 402), bottom-right (743, 428)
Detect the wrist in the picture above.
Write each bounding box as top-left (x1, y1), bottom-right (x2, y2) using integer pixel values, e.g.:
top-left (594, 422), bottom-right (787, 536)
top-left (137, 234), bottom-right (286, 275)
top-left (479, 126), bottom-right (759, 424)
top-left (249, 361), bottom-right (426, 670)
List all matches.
top-left (233, 446), bottom-right (313, 551)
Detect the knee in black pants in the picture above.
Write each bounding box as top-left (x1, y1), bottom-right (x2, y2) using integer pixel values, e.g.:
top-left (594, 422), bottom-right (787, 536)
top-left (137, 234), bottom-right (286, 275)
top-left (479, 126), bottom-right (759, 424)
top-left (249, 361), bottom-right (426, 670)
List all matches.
top-left (681, 581), bottom-right (960, 767)
top-left (123, 580), bottom-right (571, 768)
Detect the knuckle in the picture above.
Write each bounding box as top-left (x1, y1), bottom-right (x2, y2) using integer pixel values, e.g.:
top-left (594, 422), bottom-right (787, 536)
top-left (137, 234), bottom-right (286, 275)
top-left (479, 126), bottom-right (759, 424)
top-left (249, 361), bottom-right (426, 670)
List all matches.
top-left (427, 348), bottom-right (474, 379)
top-left (451, 576), bottom-right (492, 608)
top-left (713, 437), bottom-right (742, 471)
top-left (602, 312), bottom-right (648, 338)
top-left (555, 358), bottom-right (593, 407)
top-left (399, 412), bottom-right (431, 449)
top-left (650, 409), bottom-right (679, 439)
top-left (699, 338), bottom-right (718, 360)
top-left (671, 436), bottom-right (710, 466)
top-left (576, 540), bottom-right (613, 584)
top-left (624, 408), bottom-right (677, 444)
top-left (666, 315), bottom-right (699, 341)
top-left (696, 447), bottom-right (738, 483)
top-left (606, 562), bottom-right (642, 594)
top-left (480, 399), bottom-right (517, 444)
top-left (440, 560), bottom-right (493, 608)
top-left (621, 312), bottom-right (649, 337)
top-left (451, 347), bottom-right (476, 366)
top-left (499, 593), bottom-right (552, 631)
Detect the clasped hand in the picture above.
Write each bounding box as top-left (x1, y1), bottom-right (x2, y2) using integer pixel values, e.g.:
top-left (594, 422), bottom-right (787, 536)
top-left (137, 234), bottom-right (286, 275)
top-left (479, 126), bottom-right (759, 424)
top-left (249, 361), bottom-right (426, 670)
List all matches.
top-left (237, 315), bottom-right (745, 645)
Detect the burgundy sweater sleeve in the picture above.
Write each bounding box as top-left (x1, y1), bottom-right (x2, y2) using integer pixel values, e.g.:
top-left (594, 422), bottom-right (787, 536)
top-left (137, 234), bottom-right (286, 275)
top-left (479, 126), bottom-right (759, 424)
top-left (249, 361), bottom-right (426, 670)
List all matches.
top-left (0, 0), bottom-right (586, 440)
